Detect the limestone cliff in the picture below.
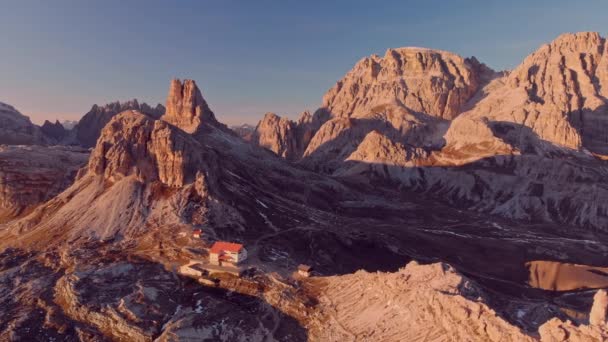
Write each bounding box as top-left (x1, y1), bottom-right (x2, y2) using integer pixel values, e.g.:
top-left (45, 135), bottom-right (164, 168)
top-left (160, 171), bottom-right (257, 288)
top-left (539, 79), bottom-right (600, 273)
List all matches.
top-left (73, 99), bottom-right (165, 147)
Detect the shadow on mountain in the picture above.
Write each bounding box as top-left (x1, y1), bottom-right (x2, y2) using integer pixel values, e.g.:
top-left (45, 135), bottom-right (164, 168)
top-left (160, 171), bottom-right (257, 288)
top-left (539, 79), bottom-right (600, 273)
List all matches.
top-left (574, 104), bottom-right (608, 156)
top-left (301, 111), bottom-right (448, 173)
top-left (278, 107), bottom-right (608, 331)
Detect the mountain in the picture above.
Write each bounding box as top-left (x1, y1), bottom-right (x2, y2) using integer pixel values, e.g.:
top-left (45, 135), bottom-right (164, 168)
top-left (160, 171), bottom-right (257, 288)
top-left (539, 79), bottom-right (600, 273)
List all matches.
top-left (1, 79), bottom-right (356, 247)
top-left (0, 102), bottom-right (53, 145)
top-left (3, 33), bottom-right (608, 341)
top-left (2, 76), bottom-right (608, 341)
top-left (245, 32), bottom-right (608, 231)
top-left (60, 120), bottom-right (78, 130)
top-left (251, 111), bottom-right (326, 160)
top-left (40, 120), bottom-right (68, 141)
top-left (72, 99), bottom-right (165, 147)
top-left (230, 123), bottom-right (255, 141)
top-left (252, 112), bottom-right (299, 159)
top-left (0, 145), bottom-right (89, 223)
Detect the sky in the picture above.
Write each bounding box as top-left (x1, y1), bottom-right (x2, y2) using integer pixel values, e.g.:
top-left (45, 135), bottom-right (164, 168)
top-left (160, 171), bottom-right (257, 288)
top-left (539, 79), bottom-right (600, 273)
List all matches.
top-left (1, 0), bottom-right (607, 125)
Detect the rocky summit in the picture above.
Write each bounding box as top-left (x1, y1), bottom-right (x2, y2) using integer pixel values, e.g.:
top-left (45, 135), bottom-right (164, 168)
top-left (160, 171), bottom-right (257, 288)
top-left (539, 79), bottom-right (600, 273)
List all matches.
top-left (73, 99), bottom-right (165, 147)
top-left (249, 32), bottom-right (608, 232)
top-left (162, 79), bottom-right (221, 134)
top-left (2, 32), bottom-right (608, 341)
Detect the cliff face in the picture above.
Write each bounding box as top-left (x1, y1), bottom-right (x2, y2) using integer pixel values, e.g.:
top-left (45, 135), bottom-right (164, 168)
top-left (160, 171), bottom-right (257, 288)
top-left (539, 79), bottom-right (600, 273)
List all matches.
top-left (0, 102), bottom-right (52, 145)
top-left (252, 113), bottom-right (299, 159)
top-left (445, 32), bottom-right (608, 156)
top-left (285, 32), bottom-right (608, 230)
top-left (251, 110), bottom-right (328, 160)
top-left (0, 145), bottom-right (88, 222)
top-left (73, 99), bottom-right (165, 147)
top-left (162, 79), bottom-right (220, 134)
top-left (321, 48), bottom-right (494, 120)
top-left (88, 110), bottom-right (206, 187)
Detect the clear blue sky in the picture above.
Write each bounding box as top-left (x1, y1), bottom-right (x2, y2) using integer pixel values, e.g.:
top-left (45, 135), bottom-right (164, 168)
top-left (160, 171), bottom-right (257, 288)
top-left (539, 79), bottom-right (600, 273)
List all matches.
top-left (1, 0), bottom-right (607, 125)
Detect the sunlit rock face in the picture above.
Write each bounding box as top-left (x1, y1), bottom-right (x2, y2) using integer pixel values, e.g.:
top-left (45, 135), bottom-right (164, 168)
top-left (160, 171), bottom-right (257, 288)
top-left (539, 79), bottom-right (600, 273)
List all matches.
top-left (252, 112), bottom-right (299, 159)
top-left (292, 32), bottom-right (608, 231)
top-left (321, 47), bottom-right (492, 120)
top-left (88, 110), bottom-right (205, 187)
top-left (162, 79), bottom-right (220, 134)
top-left (74, 99), bottom-right (165, 147)
top-left (445, 32), bottom-right (608, 155)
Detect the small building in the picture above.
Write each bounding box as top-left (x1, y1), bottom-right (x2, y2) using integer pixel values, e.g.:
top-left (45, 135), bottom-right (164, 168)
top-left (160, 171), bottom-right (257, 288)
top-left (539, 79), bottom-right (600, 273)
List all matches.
top-left (298, 264), bottom-right (313, 277)
top-left (192, 229), bottom-right (203, 239)
top-left (209, 241), bottom-right (247, 267)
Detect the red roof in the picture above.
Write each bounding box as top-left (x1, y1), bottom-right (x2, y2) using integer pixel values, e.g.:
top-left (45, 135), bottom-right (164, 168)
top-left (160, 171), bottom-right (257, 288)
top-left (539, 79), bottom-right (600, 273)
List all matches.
top-left (210, 241), bottom-right (244, 254)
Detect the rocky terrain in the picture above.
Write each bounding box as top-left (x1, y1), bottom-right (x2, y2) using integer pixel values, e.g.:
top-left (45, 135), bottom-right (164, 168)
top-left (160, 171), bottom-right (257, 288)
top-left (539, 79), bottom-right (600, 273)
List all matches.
top-left (250, 32), bottom-right (608, 232)
top-left (0, 102), bottom-right (53, 145)
top-left (0, 145), bottom-right (89, 223)
top-left (72, 99), bottom-right (165, 147)
top-left (1, 32), bottom-right (608, 341)
top-left (40, 119), bottom-right (69, 141)
top-left (307, 261), bottom-right (608, 342)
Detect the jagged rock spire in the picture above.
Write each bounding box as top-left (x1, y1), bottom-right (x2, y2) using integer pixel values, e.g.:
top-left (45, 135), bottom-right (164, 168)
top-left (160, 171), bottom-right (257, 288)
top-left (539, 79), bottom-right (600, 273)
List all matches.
top-left (162, 79), bottom-right (218, 133)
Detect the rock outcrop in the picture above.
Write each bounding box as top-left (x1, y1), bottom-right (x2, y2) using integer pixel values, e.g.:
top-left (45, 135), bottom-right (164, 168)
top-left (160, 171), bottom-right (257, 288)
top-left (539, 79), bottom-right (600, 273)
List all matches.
top-left (0, 145), bottom-right (89, 222)
top-left (88, 110), bottom-right (207, 187)
top-left (295, 32), bottom-right (608, 231)
top-left (539, 289), bottom-right (608, 341)
top-left (310, 261), bottom-right (608, 342)
top-left (310, 261), bottom-right (532, 341)
top-left (73, 100), bottom-right (165, 147)
top-left (321, 48), bottom-right (494, 120)
top-left (445, 32), bottom-right (608, 156)
top-left (252, 110), bottom-right (328, 160)
top-left (40, 120), bottom-right (68, 141)
top-left (162, 79), bottom-right (220, 134)
top-left (252, 113), bottom-right (299, 159)
top-left (0, 102), bottom-right (51, 145)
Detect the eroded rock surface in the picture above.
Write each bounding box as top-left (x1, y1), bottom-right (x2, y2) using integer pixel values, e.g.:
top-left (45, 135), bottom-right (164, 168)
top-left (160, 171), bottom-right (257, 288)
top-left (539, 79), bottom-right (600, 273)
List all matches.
top-left (253, 113), bottom-right (299, 159)
top-left (321, 48), bottom-right (493, 120)
top-left (162, 79), bottom-right (221, 134)
top-left (308, 261), bottom-right (534, 341)
top-left (0, 145), bottom-right (88, 222)
top-left (73, 99), bottom-right (165, 147)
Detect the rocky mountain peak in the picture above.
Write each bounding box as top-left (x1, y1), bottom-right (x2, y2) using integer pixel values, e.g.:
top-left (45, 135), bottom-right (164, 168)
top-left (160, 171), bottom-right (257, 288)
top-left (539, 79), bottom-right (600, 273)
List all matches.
top-left (87, 110), bottom-right (206, 187)
top-left (162, 79), bottom-right (218, 134)
top-left (40, 119), bottom-right (68, 141)
top-left (0, 101), bottom-right (51, 145)
top-left (252, 112), bottom-right (298, 159)
top-left (321, 47), bottom-right (494, 120)
top-left (74, 99), bottom-right (165, 147)
top-left (446, 31), bottom-right (608, 155)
